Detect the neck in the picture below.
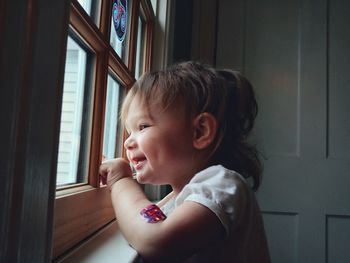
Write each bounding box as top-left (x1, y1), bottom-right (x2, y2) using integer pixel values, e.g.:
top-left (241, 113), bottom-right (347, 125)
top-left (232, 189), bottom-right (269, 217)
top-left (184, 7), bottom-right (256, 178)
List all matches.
top-left (171, 165), bottom-right (209, 196)
top-left (170, 149), bottom-right (212, 195)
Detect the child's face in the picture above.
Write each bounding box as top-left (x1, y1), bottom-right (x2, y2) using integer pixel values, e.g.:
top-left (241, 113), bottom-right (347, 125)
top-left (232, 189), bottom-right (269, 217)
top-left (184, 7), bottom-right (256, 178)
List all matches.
top-left (124, 95), bottom-right (197, 188)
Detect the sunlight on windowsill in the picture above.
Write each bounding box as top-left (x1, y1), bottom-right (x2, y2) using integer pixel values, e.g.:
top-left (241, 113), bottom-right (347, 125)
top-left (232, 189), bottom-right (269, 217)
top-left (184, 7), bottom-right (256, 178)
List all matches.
top-left (57, 221), bottom-right (138, 263)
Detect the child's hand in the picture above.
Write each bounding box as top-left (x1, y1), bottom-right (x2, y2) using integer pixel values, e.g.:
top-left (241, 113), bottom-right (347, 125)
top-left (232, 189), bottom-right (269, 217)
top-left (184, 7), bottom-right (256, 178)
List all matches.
top-left (99, 158), bottom-right (132, 190)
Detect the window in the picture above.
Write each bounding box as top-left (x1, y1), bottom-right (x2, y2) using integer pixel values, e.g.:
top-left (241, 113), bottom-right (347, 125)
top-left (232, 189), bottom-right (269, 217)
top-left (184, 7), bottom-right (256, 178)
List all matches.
top-left (53, 0), bottom-right (154, 259)
top-left (110, 0), bottom-right (133, 62)
top-left (137, 0), bottom-right (154, 74)
top-left (102, 74), bottom-right (123, 160)
top-left (77, 0), bottom-right (102, 26)
top-left (135, 16), bottom-right (146, 79)
top-left (56, 35), bottom-right (93, 186)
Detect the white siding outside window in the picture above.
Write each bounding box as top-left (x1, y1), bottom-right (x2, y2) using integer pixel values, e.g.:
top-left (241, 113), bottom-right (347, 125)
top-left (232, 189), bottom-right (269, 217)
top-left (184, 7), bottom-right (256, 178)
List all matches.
top-left (56, 36), bottom-right (87, 185)
top-left (102, 75), bottom-right (121, 160)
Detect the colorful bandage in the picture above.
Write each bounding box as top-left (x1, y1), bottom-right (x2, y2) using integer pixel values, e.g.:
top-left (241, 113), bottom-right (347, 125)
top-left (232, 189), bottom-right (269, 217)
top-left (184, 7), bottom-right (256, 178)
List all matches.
top-left (140, 204), bottom-right (167, 223)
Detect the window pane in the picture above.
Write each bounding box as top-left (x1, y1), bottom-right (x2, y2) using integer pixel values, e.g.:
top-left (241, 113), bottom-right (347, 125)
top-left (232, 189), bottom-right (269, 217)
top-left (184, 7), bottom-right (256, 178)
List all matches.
top-left (135, 15), bottom-right (146, 79)
top-left (102, 75), bottom-right (122, 160)
top-left (56, 35), bottom-right (93, 186)
top-left (110, 0), bottom-right (132, 62)
top-left (77, 0), bottom-right (101, 26)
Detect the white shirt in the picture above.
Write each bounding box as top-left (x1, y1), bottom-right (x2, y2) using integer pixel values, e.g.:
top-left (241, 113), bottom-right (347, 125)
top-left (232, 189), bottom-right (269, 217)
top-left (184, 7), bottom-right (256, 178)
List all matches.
top-left (160, 165), bottom-right (270, 263)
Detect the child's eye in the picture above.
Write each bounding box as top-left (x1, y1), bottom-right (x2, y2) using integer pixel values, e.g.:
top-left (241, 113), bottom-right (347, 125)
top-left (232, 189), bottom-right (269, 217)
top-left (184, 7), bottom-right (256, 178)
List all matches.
top-left (139, 124), bottom-right (150, 131)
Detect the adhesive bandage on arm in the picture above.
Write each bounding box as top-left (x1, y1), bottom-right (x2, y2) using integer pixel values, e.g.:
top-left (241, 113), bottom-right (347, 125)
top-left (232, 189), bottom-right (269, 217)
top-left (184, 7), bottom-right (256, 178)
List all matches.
top-left (140, 204), bottom-right (167, 223)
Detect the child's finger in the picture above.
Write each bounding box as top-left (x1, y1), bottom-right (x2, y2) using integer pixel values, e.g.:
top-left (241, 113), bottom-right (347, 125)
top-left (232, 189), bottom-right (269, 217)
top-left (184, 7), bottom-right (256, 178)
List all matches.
top-left (99, 172), bottom-right (107, 185)
top-left (99, 162), bottom-right (109, 185)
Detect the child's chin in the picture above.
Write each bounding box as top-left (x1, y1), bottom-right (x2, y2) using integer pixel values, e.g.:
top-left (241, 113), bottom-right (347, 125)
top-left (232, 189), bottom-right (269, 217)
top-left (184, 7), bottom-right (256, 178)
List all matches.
top-left (135, 172), bottom-right (148, 184)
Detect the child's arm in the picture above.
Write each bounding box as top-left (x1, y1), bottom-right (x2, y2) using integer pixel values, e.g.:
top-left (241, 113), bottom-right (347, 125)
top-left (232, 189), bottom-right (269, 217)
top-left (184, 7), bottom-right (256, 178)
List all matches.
top-left (99, 158), bottom-right (225, 262)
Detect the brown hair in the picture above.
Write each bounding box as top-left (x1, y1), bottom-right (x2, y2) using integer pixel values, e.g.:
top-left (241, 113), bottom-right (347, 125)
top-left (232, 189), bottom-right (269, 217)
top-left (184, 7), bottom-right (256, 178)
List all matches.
top-left (121, 61), bottom-right (262, 190)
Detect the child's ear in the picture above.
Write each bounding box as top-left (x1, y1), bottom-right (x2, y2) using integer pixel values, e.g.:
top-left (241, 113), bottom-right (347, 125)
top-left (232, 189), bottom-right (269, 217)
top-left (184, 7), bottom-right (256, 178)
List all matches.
top-left (192, 112), bottom-right (217, 149)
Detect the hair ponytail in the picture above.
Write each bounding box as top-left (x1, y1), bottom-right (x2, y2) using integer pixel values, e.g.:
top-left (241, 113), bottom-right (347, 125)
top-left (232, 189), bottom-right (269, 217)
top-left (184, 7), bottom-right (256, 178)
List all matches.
top-left (212, 69), bottom-right (262, 191)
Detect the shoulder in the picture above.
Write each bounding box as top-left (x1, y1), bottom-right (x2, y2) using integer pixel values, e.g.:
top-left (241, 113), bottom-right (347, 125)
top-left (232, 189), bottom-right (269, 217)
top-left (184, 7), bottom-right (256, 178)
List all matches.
top-left (194, 164), bottom-right (246, 182)
top-left (176, 165), bottom-right (253, 234)
top-left (184, 165), bottom-right (249, 197)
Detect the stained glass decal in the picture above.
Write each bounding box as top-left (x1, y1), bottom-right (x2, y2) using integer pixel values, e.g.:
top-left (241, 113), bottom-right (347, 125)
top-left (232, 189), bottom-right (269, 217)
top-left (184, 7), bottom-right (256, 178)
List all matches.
top-left (112, 0), bottom-right (127, 42)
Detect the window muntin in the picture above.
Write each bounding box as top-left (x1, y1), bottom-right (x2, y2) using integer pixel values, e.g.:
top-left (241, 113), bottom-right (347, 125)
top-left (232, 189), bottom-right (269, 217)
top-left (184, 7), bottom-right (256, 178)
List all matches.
top-left (56, 34), bottom-right (94, 186)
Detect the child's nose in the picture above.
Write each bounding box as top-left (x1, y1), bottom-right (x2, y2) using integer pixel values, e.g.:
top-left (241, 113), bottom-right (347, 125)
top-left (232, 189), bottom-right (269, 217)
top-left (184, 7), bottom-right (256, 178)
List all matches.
top-left (124, 135), bottom-right (136, 150)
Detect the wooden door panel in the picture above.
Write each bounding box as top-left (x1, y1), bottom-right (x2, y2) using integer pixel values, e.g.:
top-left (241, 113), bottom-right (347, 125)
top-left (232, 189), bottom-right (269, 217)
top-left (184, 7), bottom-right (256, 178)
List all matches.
top-left (263, 212), bottom-right (298, 263)
top-left (327, 216), bottom-right (350, 263)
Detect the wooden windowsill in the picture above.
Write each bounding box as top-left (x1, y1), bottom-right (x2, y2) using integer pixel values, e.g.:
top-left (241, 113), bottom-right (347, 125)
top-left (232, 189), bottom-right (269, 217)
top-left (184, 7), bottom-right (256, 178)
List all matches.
top-left (53, 186), bottom-right (116, 258)
top-left (56, 221), bottom-right (138, 263)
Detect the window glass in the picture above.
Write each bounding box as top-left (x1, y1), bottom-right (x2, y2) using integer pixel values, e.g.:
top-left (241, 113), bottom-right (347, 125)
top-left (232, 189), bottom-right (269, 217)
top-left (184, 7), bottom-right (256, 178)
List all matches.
top-left (110, 0), bottom-right (132, 62)
top-left (102, 74), bottom-right (122, 160)
top-left (77, 0), bottom-right (101, 26)
top-left (135, 15), bottom-right (146, 79)
top-left (56, 35), bottom-right (93, 186)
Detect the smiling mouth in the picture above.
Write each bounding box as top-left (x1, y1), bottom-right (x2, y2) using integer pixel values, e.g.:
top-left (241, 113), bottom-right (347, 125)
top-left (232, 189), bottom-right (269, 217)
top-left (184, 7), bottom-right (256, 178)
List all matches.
top-left (131, 157), bottom-right (146, 170)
